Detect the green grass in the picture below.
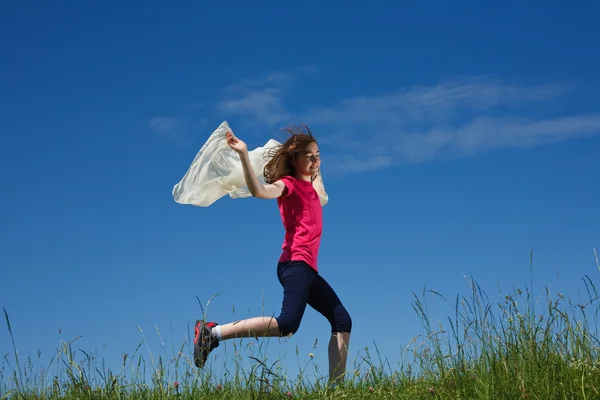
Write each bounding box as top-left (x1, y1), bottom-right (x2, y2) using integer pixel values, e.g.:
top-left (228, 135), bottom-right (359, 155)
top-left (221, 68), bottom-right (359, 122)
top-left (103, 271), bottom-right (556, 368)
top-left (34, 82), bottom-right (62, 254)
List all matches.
top-left (2, 250), bottom-right (600, 399)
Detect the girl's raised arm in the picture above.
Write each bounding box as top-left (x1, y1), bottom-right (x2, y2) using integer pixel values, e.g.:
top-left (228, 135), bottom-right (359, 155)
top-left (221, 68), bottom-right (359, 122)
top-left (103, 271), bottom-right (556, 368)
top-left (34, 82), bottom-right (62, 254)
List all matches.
top-left (226, 131), bottom-right (285, 199)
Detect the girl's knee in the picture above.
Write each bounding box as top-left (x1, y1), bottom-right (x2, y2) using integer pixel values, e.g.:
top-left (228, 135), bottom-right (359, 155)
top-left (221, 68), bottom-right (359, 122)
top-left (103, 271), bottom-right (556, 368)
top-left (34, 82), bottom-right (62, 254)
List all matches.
top-left (333, 306), bottom-right (352, 334)
top-left (341, 309), bottom-right (352, 333)
top-left (275, 315), bottom-right (302, 337)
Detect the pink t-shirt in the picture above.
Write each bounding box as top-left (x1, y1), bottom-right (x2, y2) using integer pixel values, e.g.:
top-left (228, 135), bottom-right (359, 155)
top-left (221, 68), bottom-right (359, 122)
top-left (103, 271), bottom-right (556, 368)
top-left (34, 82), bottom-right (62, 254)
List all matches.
top-left (277, 175), bottom-right (323, 272)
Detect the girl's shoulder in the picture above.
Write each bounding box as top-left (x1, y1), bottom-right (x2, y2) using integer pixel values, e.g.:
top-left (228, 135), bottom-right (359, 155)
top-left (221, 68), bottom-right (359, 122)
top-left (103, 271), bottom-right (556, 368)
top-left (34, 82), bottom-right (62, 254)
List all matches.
top-left (276, 175), bottom-right (296, 197)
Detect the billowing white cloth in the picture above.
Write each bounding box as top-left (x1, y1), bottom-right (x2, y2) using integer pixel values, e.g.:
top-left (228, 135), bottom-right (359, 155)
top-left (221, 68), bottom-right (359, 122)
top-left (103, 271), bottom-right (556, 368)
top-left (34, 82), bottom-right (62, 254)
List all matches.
top-left (172, 121), bottom-right (328, 207)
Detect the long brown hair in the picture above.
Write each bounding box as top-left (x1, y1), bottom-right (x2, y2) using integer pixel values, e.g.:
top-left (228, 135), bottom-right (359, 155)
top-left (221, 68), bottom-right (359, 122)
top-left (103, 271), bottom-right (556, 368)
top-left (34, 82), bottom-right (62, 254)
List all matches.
top-left (263, 124), bottom-right (317, 184)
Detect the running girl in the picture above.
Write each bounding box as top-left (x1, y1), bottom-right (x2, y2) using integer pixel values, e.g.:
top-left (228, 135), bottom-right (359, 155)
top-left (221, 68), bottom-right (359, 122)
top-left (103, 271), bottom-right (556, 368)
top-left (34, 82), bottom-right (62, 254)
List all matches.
top-left (193, 125), bottom-right (352, 384)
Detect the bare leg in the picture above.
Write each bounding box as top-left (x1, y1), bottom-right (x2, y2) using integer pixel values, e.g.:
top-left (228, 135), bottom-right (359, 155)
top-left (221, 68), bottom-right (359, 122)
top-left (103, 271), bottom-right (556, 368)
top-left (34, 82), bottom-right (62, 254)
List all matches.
top-left (219, 317), bottom-right (281, 340)
top-left (328, 332), bottom-right (350, 384)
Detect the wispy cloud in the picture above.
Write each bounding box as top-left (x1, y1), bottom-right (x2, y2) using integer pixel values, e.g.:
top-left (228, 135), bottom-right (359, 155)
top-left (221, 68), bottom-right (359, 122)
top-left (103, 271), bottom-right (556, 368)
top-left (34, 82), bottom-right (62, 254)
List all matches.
top-left (215, 66), bottom-right (317, 127)
top-left (307, 77), bottom-right (571, 127)
top-left (390, 115), bottom-right (600, 163)
top-left (148, 116), bottom-right (187, 132)
top-left (216, 73), bottom-right (600, 173)
top-left (216, 87), bottom-right (291, 126)
top-left (147, 115), bottom-right (211, 145)
top-left (147, 116), bottom-right (189, 144)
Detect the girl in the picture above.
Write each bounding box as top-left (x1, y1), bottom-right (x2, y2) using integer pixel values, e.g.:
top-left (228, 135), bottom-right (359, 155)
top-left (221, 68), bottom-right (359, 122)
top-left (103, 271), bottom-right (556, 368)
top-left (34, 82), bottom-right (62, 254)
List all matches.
top-left (193, 125), bottom-right (352, 384)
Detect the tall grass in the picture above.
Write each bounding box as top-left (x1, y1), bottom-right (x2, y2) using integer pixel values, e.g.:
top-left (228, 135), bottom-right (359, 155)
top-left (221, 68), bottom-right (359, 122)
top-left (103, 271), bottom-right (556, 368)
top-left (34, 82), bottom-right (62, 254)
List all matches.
top-left (2, 251), bottom-right (600, 399)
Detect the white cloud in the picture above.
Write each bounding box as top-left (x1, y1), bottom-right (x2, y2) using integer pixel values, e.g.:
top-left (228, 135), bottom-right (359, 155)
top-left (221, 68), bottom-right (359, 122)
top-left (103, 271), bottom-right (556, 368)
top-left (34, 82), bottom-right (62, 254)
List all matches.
top-left (216, 87), bottom-right (291, 126)
top-left (393, 115), bottom-right (600, 163)
top-left (307, 77), bottom-right (571, 127)
top-left (148, 116), bottom-right (187, 132)
top-left (215, 66), bottom-right (317, 127)
top-left (147, 116), bottom-right (189, 144)
top-left (215, 72), bottom-right (599, 173)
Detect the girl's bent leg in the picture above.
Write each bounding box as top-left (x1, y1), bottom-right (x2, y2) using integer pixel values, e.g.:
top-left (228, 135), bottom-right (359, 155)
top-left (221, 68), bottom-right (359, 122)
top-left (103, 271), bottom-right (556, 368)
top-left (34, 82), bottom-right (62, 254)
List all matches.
top-left (219, 317), bottom-right (280, 340)
top-left (329, 332), bottom-right (350, 384)
top-left (306, 274), bottom-right (353, 383)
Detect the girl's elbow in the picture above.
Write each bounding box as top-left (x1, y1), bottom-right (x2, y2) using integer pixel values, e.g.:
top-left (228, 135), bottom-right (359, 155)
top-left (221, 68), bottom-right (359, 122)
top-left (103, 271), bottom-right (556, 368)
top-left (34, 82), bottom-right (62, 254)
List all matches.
top-left (250, 187), bottom-right (265, 198)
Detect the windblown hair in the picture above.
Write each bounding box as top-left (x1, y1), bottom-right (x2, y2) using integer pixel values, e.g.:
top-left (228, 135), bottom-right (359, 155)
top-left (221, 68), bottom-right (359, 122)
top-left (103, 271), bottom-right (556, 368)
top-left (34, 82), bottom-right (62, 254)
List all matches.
top-left (263, 124), bottom-right (317, 184)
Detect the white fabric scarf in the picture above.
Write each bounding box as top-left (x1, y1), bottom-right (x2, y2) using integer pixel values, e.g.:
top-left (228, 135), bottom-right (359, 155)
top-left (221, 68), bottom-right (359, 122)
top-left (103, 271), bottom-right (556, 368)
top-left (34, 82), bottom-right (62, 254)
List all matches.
top-left (172, 121), bottom-right (329, 207)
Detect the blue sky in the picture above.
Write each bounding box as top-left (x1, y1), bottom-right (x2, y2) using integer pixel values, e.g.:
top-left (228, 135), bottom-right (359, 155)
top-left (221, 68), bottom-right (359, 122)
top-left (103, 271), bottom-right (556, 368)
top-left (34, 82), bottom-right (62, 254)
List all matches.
top-left (2, 0), bottom-right (600, 387)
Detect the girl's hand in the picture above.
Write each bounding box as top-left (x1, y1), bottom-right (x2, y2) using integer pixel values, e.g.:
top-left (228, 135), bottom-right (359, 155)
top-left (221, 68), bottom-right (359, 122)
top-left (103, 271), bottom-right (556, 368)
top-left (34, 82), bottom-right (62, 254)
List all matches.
top-left (226, 131), bottom-right (248, 154)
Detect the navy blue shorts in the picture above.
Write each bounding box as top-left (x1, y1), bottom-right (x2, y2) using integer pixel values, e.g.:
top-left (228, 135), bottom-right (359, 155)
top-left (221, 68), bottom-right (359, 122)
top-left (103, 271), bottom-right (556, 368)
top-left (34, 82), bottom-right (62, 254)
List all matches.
top-left (274, 260), bottom-right (352, 337)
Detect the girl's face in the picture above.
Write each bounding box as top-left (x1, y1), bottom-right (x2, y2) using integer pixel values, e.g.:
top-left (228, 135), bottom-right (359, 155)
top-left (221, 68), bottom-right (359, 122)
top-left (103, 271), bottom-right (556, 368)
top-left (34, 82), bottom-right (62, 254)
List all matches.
top-left (293, 141), bottom-right (320, 179)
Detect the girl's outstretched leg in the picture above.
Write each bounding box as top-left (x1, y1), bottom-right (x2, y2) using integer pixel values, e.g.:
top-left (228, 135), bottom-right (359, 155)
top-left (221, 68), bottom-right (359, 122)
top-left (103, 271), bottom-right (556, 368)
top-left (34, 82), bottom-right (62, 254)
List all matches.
top-left (194, 317), bottom-right (279, 368)
top-left (329, 332), bottom-right (350, 384)
top-left (193, 317), bottom-right (281, 368)
top-left (194, 261), bottom-right (316, 369)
